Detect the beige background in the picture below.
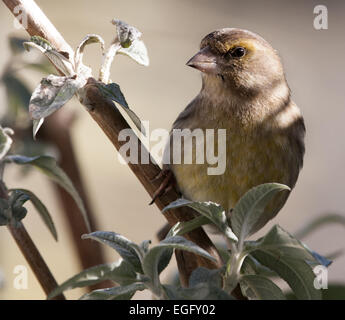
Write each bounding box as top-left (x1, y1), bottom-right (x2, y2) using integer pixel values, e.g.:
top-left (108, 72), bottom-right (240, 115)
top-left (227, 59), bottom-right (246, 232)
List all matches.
top-left (0, 0), bottom-right (344, 299)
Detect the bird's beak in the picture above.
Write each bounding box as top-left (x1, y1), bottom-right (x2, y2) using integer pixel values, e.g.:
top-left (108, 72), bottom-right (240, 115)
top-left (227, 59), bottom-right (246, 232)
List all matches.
top-left (186, 46), bottom-right (218, 74)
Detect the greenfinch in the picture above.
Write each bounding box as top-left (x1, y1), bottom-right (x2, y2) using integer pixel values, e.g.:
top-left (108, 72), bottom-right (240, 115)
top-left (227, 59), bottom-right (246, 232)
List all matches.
top-left (160, 28), bottom-right (305, 233)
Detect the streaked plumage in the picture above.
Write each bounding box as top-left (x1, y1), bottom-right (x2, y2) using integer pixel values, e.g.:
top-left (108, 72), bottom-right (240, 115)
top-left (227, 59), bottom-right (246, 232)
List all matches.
top-left (164, 28), bottom-right (305, 232)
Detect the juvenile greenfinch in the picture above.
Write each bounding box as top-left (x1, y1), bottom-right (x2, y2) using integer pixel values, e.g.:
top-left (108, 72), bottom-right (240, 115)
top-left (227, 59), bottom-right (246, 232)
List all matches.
top-left (156, 28), bottom-right (305, 234)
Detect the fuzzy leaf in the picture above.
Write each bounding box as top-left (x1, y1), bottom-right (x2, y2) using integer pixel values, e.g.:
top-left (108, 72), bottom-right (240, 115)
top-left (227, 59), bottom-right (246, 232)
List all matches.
top-left (117, 40), bottom-right (149, 66)
top-left (48, 259), bottom-right (136, 299)
top-left (81, 231), bottom-right (143, 273)
top-left (80, 282), bottom-right (145, 300)
top-left (239, 274), bottom-right (286, 300)
top-left (142, 236), bottom-right (216, 288)
top-left (8, 190), bottom-right (29, 226)
top-left (231, 183), bottom-right (290, 246)
top-left (2, 72), bottom-right (31, 113)
top-left (29, 74), bottom-right (81, 120)
top-left (168, 216), bottom-right (210, 237)
top-left (6, 155), bottom-right (90, 232)
top-left (248, 225), bottom-right (322, 300)
top-left (164, 199), bottom-right (237, 242)
top-left (97, 82), bottom-right (145, 134)
top-left (10, 189), bottom-right (57, 241)
top-left (23, 37), bottom-right (74, 76)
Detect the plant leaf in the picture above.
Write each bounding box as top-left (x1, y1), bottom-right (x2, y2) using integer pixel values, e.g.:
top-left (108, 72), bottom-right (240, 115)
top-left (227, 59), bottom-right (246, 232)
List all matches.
top-left (164, 199), bottom-right (238, 242)
top-left (231, 183), bottom-right (290, 246)
top-left (251, 250), bottom-right (321, 300)
top-left (80, 282), bottom-right (145, 300)
top-left (246, 225), bottom-right (322, 299)
top-left (142, 236), bottom-right (216, 288)
top-left (81, 231), bottom-right (143, 273)
top-left (48, 259), bottom-right (136, 299)
top-left (8, 189), bottom-right (29, 226)
top-left (2, 72), bottom-right (31, 113)
top-left (117, 40), bottom-right (149, 66)
top-left (6, 155), bottom-right (90, 232)
top-left (167, 216), bottom-right (210, 237)
top-left (239, 274), bottom-right (286, 300)
top-left (29, 74), bottom-right (81, 120)
top-left (112, 19), bottom-right (148, 65)
top-left (188, 267), bottom-right (223, 288)
top-left (0, 127), bottom-right (13, 160)
top-left (10, 188), bottom-right (57, 241)
top-left (24, 36), bottom-right (74, 76)
top-left (294, 213), bottom-right (345, 240)
top-left (96, 82), bottom-right (145, 134)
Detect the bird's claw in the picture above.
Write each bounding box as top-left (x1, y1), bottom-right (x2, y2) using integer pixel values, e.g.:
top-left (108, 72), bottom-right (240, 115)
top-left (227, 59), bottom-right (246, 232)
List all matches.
top-left (149, 169), bottom-right (177, 205)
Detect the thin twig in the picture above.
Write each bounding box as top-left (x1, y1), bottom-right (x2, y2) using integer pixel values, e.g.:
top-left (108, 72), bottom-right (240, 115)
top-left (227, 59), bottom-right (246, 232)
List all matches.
top-left (0, 181), bottom-right (65, 299)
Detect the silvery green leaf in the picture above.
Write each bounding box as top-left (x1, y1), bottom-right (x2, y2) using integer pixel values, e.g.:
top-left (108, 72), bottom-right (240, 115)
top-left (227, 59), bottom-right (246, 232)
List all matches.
top-left (81, 231), bottom-right (143, 273)
top-left (97, 82), bottom-right (145, 135)
top-left (245, 225), bottom-right (316, 262)
top-left (2, 73), bottom-right (31, 112)
top-left (0, 127), bottom-right (13, 160)
top-left (164, 199), bottom-right (238, 242)
top-left (6, 155), bottom-right (90, 232)
top-left (23, 36), bottom-right (74, 76)
top-left (142, 236), bottom-right (216, 288)
top-left (188, 267), bottom-right (223, 288)
top-left (112, 19), bottom-right (142, 48)
top-left (75, 34), bottom-right (105, 74)
top-left (247, 225), bottom-right (322, 300)
top-left (29, 74), bottom-right (81, 120)
top-left (8, 190), bottom-right (29, 226)
top-left (251, 250), bottom-right (321, 300)
top-left (167, 216), bottom-right (210, 237)
top-left (48, 259), bottom-right (136, 299)
top-left (239, 274), bottom-right (286, 300)
top-left (117, 40), bottom-right (149, 66)
top-left (80, 282), bottom-right (145, 300)
top-left (231, 183), bottom-right (291, 247)
top-left (10, 189), bottom-right (57, 241)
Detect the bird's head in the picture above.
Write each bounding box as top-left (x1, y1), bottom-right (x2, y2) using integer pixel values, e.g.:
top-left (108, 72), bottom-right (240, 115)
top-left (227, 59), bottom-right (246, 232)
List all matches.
top-left (187, 28), bottom-right (286, 98)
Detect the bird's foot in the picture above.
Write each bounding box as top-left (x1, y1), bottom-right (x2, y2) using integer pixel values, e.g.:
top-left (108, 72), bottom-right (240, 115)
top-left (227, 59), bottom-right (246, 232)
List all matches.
top-left (149, 169), bottom-right (177, 205)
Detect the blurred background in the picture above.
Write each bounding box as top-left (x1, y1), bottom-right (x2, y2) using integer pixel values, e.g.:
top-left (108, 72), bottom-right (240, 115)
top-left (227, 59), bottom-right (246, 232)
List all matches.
top-left (0, 0), bottom-right (344, 299)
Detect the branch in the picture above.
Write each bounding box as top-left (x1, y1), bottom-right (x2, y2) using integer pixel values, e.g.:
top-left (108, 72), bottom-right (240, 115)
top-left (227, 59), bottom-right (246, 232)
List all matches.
top-left (2, 0), bottom-right (223, 286)
top-left (0, 182), bottom-right (65, 299)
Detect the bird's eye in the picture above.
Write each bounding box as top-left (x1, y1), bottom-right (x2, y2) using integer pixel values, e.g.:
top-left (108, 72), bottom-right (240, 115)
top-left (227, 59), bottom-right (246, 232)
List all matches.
top-left (230, 46), bottom-right (246, 58)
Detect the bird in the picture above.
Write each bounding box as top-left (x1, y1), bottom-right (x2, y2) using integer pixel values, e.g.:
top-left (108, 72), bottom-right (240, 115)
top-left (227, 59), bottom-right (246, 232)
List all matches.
top-left (153, 28), bottom-right (305, 235)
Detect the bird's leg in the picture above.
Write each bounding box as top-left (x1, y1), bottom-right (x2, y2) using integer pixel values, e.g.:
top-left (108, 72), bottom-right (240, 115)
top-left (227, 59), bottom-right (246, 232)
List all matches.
top-left (149, 169), bottom-right (179, 205)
